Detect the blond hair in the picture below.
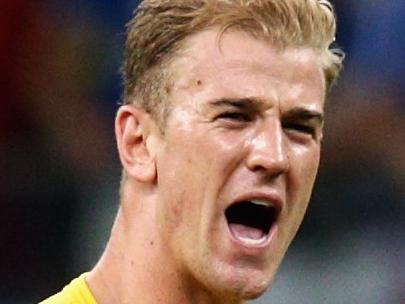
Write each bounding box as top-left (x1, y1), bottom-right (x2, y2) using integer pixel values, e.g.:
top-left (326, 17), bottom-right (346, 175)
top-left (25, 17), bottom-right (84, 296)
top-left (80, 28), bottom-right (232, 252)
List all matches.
top-left (122, 0), bottom-right (344, 124)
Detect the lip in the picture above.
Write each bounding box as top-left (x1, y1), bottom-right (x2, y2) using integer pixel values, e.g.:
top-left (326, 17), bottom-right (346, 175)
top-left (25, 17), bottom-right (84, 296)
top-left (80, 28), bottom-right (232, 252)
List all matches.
top-left (224, 191), bottom-right (283, 250)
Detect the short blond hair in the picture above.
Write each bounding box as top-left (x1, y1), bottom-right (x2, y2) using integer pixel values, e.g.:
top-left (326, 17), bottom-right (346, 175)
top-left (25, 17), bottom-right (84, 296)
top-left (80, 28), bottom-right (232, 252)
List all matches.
top-left (122, 0), bottom-right (344, 124)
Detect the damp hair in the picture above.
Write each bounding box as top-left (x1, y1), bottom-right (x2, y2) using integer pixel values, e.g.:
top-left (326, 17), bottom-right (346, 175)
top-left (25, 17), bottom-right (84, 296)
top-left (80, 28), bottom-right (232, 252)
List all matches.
top-left (122, 0), bottom-right (344, 126)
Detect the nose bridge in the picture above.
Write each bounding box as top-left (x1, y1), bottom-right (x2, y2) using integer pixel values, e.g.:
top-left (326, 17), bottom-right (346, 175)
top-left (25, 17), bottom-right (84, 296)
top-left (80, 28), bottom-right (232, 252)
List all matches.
top-left (246, 117), bottom-right (289, 174)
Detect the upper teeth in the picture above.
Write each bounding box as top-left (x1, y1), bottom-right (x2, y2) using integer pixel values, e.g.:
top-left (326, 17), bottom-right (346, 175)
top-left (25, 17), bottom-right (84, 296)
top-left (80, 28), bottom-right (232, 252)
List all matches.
top-left (250, 200), bottom-right (274, 207)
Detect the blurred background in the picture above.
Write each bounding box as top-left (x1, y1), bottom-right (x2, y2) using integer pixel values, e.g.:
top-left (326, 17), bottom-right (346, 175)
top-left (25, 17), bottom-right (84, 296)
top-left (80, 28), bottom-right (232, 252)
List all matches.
top-left (1, 0), bottom-right (403, 303)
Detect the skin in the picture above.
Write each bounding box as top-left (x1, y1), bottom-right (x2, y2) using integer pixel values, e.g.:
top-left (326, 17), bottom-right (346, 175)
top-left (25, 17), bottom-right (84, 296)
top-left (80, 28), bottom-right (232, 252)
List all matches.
top-left (87, 29), bottom-right (326, 304)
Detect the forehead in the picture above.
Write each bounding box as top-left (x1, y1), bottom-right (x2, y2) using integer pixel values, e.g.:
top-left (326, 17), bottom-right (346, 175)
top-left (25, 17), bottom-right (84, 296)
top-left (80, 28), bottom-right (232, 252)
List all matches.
top-left (169, 29), bottom-right (325, 113)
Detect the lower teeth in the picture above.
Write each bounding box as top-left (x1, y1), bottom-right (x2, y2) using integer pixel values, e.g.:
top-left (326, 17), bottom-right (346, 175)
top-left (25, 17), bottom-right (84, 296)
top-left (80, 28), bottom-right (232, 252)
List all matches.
top-left (236, 235), bottom-right (267, 245)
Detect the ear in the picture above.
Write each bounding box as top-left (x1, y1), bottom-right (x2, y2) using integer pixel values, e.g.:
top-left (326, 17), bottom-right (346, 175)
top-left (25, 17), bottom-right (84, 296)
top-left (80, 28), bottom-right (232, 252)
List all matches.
top-left (115, 105), bottom-right (159, 183)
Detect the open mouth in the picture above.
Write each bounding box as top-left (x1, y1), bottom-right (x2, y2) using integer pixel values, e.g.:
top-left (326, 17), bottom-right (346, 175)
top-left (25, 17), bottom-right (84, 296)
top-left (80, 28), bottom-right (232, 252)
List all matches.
top-left (225, 200), bottom-right (278, 246)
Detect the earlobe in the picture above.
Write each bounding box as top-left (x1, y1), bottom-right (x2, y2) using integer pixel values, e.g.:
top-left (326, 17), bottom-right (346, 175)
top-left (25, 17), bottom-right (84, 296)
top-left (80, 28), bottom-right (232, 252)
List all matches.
top-left (115, 105), bottom-right (157, 183)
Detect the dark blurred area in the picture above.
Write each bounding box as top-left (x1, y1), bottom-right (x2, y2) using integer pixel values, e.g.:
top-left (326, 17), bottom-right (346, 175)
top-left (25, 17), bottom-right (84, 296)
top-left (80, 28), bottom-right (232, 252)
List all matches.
top-left (1, 0), bottom-right (403, 303)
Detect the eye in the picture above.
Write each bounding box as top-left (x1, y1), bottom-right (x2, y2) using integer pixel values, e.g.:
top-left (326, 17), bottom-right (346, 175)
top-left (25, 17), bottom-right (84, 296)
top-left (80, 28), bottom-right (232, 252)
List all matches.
top-left (283, 122), bottom-right (316, 138)
top-left (216, 111), bottom-right (252, 122)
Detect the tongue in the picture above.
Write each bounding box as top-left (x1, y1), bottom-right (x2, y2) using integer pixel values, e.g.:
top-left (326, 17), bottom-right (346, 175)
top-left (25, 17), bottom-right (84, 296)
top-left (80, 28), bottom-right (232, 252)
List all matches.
top-left (229, 223), bottom-right (264, 240)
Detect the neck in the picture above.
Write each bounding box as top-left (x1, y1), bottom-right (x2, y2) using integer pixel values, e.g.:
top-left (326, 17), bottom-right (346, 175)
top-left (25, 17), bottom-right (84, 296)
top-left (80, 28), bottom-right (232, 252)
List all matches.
top-left (86, 185), bottom-right (239, 304)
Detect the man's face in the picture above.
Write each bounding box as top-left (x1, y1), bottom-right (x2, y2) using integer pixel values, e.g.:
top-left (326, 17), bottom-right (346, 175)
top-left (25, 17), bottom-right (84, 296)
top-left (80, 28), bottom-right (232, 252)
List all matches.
top-left (153, 29), bottom-right (325, 300)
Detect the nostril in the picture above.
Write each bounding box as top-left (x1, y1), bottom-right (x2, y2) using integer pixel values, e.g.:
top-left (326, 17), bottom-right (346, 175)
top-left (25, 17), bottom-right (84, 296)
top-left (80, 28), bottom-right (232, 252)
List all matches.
top-left (249, 165), bottom-right (286, 181)
top-left (245, 148), bottom-right (289, 176)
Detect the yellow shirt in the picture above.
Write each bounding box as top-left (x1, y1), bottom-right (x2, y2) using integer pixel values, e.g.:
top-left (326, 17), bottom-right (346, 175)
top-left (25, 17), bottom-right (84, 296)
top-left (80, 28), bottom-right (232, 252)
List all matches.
top-left (39, 274), bottom-right (97, 304)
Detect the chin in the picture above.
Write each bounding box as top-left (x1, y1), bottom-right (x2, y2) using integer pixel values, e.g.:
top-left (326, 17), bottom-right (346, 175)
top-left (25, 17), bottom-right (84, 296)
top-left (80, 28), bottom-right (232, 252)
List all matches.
top-left (237, 283), bottom-right (270, 301)
top-left (203, 263), bottom-right (276, 302)
top-left (234, 272), bottom-right (274, 300)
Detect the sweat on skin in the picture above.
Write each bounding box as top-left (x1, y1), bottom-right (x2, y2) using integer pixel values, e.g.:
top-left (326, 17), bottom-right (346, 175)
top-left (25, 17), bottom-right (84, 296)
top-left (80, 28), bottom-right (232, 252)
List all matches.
top-left (86, 28), bottom-right (326, 304)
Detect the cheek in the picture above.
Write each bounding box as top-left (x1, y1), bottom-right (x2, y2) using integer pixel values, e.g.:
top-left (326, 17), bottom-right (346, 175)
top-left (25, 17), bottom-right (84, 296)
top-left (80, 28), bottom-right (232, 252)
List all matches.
top-left (297, 143), bottom-right (320, 173)
top-left (290, 145), bottom-right (321, 198)
top-left (156, 139), bottom-right (209, 227)
top-left (209, 129), bottom-right (256, 176)
top-left (283, 147), bottom-right (320, 239)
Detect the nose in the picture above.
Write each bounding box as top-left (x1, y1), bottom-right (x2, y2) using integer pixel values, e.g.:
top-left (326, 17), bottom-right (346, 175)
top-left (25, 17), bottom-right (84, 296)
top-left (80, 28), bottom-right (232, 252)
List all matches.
top-left (245, 119), bottom-right (289, 178)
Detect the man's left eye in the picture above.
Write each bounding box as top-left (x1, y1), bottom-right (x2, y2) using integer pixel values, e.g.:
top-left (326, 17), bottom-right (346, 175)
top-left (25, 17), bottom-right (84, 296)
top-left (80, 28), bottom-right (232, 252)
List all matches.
top-left (283, 122), bottom-right (316, 137)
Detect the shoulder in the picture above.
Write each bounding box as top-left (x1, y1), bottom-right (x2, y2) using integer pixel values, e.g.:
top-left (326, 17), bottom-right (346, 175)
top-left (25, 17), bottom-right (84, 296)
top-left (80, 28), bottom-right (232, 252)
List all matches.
top-left (39, 274), bottom-right (97, 304)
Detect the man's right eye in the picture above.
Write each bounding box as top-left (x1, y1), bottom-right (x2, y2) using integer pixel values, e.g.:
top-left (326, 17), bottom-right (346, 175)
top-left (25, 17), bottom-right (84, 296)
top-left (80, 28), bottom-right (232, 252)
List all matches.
top-left (282, 122), bottom-right (317, 141)
top-left (216, 112), bottom-right (251, 122)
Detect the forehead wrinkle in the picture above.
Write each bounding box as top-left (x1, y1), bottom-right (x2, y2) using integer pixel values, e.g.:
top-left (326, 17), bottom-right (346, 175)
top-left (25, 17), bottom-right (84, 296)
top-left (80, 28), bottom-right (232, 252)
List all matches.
top-left (207, 97), bottom-right (269, 111)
